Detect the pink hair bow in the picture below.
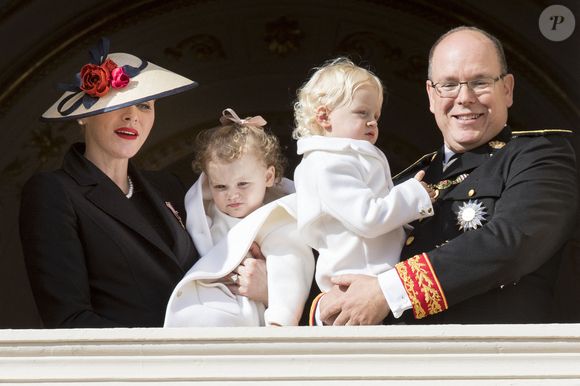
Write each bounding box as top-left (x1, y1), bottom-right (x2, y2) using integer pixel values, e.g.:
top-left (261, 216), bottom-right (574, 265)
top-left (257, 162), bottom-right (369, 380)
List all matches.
top-left (219, 108), bottom-right (267, 127)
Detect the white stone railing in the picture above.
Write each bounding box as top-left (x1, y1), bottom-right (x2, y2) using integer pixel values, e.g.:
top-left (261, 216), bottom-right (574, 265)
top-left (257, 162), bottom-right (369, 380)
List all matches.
top-left (1, 324), bottom-right (579, 385)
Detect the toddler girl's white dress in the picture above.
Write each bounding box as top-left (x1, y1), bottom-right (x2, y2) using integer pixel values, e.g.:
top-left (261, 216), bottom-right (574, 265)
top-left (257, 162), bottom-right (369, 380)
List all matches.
top-left (164, 174), bottom-right (314, 327)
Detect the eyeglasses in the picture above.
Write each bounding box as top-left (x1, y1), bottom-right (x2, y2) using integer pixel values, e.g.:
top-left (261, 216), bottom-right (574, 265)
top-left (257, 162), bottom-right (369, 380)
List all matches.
top-left (429, 75), bottom-right (506, 98)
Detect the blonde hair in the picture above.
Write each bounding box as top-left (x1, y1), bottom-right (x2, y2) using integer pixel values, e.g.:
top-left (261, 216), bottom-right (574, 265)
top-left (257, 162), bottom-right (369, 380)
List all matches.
top-left (193, 118), bottom-right (286, 184)
top-left (292, 57), bottom-right (384, 139)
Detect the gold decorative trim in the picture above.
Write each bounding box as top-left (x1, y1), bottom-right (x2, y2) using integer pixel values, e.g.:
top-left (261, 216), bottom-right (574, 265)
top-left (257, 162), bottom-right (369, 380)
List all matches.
top-left (512, 129), bottom-right (574, 136)
top-left (395, 253), bottom-right (447, 319)
top-left (392, 151), bottom-right (436, 180)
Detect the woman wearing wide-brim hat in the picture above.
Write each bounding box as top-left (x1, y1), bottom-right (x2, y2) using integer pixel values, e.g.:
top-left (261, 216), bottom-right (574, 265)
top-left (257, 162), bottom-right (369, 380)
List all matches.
top-left (19, 38), bottom-right (201, 328)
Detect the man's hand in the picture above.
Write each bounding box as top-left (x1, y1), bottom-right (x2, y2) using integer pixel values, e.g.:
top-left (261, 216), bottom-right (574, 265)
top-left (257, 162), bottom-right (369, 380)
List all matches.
top-left (321, 274), bottom-right (390, 325)
top-left (318, 284), bottom-right (347, 325)
top-left (227, 242), bottom-right (269, 306)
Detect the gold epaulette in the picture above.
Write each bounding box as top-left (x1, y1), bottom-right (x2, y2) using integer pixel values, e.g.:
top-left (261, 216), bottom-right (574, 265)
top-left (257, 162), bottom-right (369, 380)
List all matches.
top-left (393, 151), bottom-right (437, 180)
top-left (511, 129), bottom-right (574, 137)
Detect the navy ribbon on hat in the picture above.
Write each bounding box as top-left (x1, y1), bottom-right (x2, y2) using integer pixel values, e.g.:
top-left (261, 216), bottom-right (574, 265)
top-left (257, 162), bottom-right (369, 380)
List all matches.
top-left (56, 37), bottom-right (147, 117)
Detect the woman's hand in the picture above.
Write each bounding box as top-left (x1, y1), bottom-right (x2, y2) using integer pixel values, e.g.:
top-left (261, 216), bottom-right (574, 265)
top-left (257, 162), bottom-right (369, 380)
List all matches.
top-left (227, 242), bottom-right (269, 306)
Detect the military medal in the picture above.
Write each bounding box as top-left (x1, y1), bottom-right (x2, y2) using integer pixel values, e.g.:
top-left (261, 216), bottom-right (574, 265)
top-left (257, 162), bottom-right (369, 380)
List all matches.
top-left (456, 200), bottom-right (487, 231)
top-left (428, 173), bottom-right (469, 200)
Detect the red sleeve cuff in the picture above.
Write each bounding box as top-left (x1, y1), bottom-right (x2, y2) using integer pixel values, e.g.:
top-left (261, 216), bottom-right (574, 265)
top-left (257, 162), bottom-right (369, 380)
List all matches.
top-left (395, 253), bottom-right (448, 319)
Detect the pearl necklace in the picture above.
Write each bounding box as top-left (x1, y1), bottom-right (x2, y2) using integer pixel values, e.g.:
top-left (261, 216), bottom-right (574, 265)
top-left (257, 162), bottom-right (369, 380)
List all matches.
top-left (126, 175), bottom-right (134, 198)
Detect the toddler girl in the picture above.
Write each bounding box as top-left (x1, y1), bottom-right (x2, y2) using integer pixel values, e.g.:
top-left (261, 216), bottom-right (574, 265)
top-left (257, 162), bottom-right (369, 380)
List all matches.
top-left (164, 108), bottom-right (314, 327)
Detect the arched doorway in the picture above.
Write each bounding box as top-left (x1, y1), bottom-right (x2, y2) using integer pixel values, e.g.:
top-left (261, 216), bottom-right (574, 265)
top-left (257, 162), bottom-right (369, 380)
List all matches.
top-left (1, 0), bottom-right (578, 327)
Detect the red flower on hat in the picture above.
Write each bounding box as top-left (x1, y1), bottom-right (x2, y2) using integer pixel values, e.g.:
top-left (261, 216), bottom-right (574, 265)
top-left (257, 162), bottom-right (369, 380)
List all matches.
top-left (101, 58), bottom-right (117, 74)
top-left (79, 58), bottom-right (129, 97)
top-left (79, 63), bottom-right (111, 97)
top-left (111, 67), bottom-right (130, 89)
top-left (55, 38), bottom-right (147, 116)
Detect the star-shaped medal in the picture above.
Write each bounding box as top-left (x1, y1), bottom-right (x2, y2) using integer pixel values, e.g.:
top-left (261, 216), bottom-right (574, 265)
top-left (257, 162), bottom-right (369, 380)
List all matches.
top-left (456, 200), bottom-right (487, 232)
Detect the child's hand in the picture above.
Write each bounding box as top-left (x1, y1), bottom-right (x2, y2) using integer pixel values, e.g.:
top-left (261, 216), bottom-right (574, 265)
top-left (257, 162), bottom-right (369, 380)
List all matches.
top-left (414, 170), bottom-right (425, 182)
top-left (414, 170), bottom-right (437, 203)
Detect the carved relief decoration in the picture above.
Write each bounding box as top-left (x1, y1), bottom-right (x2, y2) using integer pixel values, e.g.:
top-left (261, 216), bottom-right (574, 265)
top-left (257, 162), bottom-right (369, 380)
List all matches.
top-left (335, 32), bottom-right (403, 65)
top-left (164, 34), bottom-right (226, 61)
top-left (264, 16), bottom-right (304, 57)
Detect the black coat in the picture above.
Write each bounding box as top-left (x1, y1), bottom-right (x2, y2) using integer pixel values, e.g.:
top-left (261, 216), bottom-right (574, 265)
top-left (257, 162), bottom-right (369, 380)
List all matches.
top-left (394, 127), bottom-right (578, 324)
top-left (20, 143), bottom-right (198, 328)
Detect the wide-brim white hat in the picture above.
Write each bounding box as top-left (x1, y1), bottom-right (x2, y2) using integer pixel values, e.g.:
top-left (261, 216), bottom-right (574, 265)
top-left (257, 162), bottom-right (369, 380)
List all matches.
top-left (41, 51), bottom-right (197, 121)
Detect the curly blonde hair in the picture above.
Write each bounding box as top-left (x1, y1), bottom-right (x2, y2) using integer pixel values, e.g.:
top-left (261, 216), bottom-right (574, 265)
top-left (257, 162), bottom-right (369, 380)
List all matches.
top-left (193, 119), bottom-right (286, 184)
top-left (292, 57), bottom-right (384, 139)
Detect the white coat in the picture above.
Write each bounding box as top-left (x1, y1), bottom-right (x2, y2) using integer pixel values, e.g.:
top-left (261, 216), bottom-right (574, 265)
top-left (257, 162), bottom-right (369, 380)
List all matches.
top-left (294, 136), bottom-right (433, 292)
top-left (164, 174), bottom-right (314, 327)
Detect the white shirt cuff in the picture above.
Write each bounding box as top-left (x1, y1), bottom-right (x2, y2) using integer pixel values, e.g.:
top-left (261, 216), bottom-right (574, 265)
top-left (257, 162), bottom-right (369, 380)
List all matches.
top-left (403, 178), bottom-right (434, 218)
top-left (314, 301), bottom-right (323, 326)
top-left (378, 269), bottom-right (412, 318)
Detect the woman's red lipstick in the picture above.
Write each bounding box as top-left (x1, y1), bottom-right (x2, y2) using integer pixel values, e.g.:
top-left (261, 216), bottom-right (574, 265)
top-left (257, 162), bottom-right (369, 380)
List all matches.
top-left (114, 127), bottom-right (138, 140)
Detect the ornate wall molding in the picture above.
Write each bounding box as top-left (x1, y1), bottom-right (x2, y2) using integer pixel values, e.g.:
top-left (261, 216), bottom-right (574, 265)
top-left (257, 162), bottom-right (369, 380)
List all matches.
top-left (265, 16), bottom-right (304, 57)
top-left (165, 34), bottom-right (226, 61)
top-left (2, 1), bottom-right (577, 122)
top-left (1, 324), bottom-right (579, 384)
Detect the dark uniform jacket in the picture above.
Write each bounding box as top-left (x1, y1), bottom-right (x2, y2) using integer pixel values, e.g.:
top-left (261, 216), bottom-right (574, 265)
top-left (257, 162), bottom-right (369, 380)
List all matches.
top-left (393, 126), bottom-right (577, 324)
top-left (20, 143), bottom-right (198, 328)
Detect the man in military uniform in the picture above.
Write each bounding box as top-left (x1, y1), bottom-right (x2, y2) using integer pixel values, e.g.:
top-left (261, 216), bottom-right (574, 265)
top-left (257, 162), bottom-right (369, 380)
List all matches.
top-left (317, 26), bottom-right (578, 325)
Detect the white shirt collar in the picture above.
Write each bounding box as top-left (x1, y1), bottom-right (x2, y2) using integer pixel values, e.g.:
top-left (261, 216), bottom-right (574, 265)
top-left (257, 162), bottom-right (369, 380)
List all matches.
top-left (443, 145), bottom-right (456, 164)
